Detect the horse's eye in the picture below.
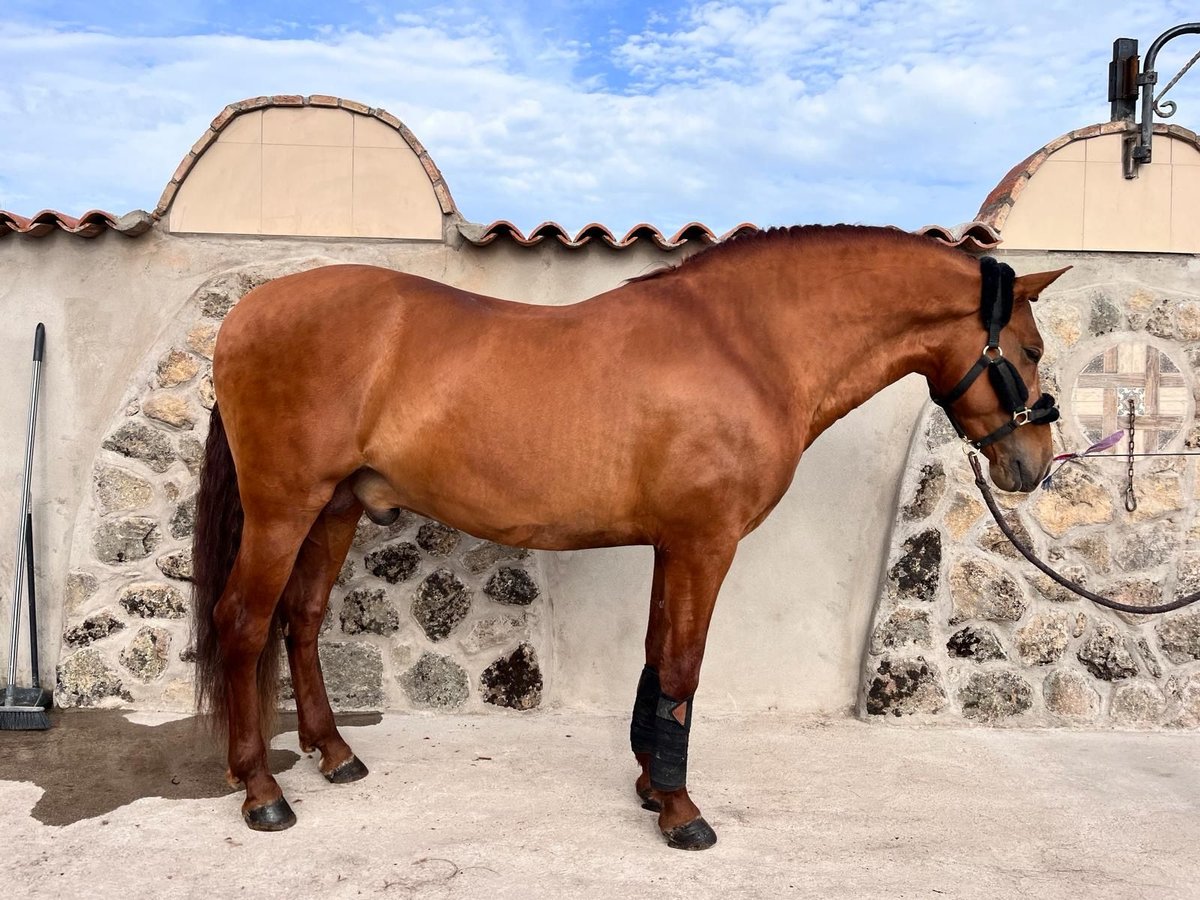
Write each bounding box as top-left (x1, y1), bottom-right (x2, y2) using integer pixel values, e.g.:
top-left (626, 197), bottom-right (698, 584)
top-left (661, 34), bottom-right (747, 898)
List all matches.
top-left (1023, 346), bottom-right (1043, 363)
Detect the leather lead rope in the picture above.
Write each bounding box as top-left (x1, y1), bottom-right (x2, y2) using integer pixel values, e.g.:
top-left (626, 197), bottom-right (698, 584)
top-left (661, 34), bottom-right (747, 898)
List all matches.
top-left (968, 452), bottom-right (1200, 615)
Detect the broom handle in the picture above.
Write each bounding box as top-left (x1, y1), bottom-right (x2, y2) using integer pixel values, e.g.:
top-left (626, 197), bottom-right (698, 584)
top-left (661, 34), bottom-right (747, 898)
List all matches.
top-left (25, 513), bottom-right (39, 689)
top-left (6, 324), bottom-right (43, 692)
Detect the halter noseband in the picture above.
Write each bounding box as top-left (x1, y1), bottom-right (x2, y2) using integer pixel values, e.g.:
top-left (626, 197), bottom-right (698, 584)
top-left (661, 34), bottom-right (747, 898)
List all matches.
top-left (930, 257), bottom-right (1059, 450)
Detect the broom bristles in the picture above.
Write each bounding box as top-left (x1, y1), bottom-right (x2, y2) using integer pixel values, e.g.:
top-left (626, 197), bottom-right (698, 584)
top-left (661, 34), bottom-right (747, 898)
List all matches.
top-left (0, 706), bottom-right (51, 730)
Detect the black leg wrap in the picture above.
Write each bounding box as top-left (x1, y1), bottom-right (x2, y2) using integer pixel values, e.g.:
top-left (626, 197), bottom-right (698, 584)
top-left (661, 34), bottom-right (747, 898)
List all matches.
top-left (649, 691), bottom-right (693, 792)
top-left (630, 665), bottom-right (659, 755)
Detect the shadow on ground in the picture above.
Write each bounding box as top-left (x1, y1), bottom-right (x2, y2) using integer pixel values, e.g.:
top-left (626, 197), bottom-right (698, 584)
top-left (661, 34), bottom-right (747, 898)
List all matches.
top-left (0, 710), bottom-right (381, 826)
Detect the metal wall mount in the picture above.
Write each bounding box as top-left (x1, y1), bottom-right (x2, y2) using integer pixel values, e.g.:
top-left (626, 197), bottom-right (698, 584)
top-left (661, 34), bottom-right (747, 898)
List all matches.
top-left (1108, 23), bottom-right (1200, 179)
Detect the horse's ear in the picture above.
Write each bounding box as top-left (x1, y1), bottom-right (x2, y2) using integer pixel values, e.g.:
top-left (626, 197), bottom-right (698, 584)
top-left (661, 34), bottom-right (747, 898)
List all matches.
top-left (1014, 266), bottom-right (1071, 301)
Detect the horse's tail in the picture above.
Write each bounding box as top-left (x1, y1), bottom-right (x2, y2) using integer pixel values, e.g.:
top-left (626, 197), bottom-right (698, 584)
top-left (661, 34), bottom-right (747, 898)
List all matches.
top-left (192, 403), bottom-right (284, 735)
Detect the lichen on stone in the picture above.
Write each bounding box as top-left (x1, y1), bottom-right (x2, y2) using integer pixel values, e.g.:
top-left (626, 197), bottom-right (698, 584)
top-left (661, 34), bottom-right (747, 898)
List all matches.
top-left (119, 627), bottom-right (171, 681)
top-left (119, 582), bottom-right (188, 619)
top-left (865, 657), bottom-right (946, 717)
top-left (484, 567), bottom-right (540, 606)
top-left (364, 541), bottom-right (421, 584)
top-left (1156, 611), bottom-right (1200, 665)
top-left (168, 494), bottom-right (197, 539)
top-left (416, 522), bottom-right (460, 557)
top-left (887, 529), bottom-right (941, 603)
top-left (101, 422), bottom-right (176, 473)
top-left (93, 465), bottom-right (154, 515)
top-left (411, 569), bottom-right (471, 641)
top-left (63, 611), bottom-right (126, 648)
top-left (1077, 622), bottom-right (1139, 680)
top-left (958, 670), bottom-right (1033, 722)
top-left (156, 549), bottom-right (193, 582)
top-left (480, 642), bottom-right (543, 710)
top-left (870, 607), bottom-right (931, 653)
top-left (55, 649), bottom-right (133, 707)
top-left (1015, 612), bottom-right (1071, 666)
top-left (93, 517), bottom-right (161, 564)
top-left (340, 587), bottom-right (400, 635)
top-left (948, 557), bottom-right (1026, 624)
top-left (945, 626), bottom-right (1006, 662)
top-left (901, 462), bottom-right (945, 520)
top-left (400, 652), bottom-right (469, 709)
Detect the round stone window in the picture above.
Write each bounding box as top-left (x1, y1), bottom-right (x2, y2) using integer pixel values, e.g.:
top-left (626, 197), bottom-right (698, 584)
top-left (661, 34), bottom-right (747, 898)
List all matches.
top-left (1070, 341), bottom-right (1191, 452)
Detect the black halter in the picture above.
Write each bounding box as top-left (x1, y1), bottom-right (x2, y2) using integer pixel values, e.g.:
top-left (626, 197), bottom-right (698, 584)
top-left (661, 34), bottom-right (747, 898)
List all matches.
top-left (930, 257), bottom-right (1060, 450)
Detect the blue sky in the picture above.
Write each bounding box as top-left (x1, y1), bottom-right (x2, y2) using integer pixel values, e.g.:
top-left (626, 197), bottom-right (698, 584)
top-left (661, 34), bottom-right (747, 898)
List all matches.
top-left (1, 1), bottom-right (1198, 233)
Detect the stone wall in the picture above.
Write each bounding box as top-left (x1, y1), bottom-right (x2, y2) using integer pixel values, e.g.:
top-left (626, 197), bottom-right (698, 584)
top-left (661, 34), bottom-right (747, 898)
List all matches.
top-left (861, 269), bottom-right (1200, 728)
top-left (54, 262), bottom-right (550, 712)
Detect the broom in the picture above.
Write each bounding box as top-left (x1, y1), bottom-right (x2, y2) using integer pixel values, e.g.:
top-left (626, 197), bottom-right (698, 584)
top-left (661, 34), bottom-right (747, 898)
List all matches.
top-left (2, 323), bottom-right (50, 730)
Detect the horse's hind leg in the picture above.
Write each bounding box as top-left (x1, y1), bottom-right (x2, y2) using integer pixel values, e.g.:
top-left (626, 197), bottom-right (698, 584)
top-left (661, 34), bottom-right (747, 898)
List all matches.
top-left (639, 537), bottom-right (737, 851)
top-left (280, 485), bottom-right (367, 782)
top-left (215, 502), bottom-right (322, 831)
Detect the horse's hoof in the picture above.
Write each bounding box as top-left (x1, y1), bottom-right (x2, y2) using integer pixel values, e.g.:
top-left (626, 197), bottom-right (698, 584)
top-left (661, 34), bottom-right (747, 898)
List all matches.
top-left (638, 787), bottom-right (662, 813)
top-left (661, 816), bottom-right (717, 851)
top-left (324, 754), bottom-right (369, 784)
top-left (243, 797), bottom-right (296, 832)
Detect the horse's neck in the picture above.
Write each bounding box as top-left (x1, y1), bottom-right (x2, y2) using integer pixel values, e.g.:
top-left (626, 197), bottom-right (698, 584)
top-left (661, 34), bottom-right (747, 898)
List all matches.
top-left (697, 244), bottom-right (973, 447)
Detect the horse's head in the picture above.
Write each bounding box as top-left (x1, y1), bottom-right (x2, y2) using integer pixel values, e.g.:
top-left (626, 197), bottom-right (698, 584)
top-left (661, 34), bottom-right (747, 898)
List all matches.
top-left (930, 262), bottom-right (1071, 493)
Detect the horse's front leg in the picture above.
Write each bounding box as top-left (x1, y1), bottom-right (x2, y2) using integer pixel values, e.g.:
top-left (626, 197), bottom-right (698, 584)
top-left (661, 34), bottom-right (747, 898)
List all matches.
top-left (631, 549), bottom-right (667, 811)
top-left (635, 538), bottom-right (736, 851)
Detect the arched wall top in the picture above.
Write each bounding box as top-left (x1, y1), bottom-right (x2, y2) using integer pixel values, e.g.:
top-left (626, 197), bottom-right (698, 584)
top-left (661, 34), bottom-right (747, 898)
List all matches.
top-left (977, 121), bottom-right (1200, 252)
top-left (157, 95), bottom-right (458, 240)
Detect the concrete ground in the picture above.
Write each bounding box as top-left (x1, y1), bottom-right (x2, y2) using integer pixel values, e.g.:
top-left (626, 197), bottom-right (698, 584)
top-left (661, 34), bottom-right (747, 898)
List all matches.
top-left (1, 710), bottom-right (1197, 899)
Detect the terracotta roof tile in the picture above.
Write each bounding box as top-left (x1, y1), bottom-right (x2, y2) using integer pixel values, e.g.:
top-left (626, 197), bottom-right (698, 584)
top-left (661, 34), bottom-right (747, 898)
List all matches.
top-left (0, 209), bottom-right (153, 239)
top-left (460, 220), bottom-right (997, 252)
top-left (910, 222), bottom-right (1001, 252)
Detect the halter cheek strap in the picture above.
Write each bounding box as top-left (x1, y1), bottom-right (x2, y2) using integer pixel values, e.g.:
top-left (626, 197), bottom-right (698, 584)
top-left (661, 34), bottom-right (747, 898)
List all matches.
top-left (931, 257), bottom-right (1060, 450)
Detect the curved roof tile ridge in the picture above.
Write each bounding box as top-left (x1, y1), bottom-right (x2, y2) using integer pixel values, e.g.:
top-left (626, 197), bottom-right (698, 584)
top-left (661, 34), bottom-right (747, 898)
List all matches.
top-left (719, 223), bottom-right (760, 241)
top-left (458, 220), bottom-right (990, 251)
top-left (668, 222), bottom-right (719, 244)
top-left (620, 223), bottom-right (672, 250)
top-left (0, 208), bottom-right (153, 239)
top-left (572, 222), bottom-right (619, 248)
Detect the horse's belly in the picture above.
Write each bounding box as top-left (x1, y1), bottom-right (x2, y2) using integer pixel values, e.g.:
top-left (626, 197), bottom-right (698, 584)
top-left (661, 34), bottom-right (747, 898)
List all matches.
top-left (366, 437), bottom-right (648, 550)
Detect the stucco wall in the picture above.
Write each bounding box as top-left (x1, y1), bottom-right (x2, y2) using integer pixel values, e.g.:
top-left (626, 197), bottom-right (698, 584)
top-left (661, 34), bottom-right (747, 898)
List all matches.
top-left (0, 227), bottom-right (932, 716)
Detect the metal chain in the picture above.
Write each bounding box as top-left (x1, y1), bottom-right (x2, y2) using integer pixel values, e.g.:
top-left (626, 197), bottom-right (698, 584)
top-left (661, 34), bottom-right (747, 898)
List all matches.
top-left (1125, 397), bottom-right (1138, 513)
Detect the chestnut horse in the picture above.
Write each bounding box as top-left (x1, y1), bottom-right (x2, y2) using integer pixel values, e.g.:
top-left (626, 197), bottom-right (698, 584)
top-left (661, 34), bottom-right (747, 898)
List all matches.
top-left (192, 225), bottom-right (1067, 849)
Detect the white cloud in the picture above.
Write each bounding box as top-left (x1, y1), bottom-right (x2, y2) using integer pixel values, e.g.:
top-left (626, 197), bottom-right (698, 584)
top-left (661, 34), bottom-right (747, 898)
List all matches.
top-left (0, 1), bottom-right (1198, 233)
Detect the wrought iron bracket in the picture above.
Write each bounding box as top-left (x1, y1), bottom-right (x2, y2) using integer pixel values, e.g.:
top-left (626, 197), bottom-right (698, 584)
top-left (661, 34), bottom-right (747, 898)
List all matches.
top-left (1113, 23), bottom-right (1200, 178)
